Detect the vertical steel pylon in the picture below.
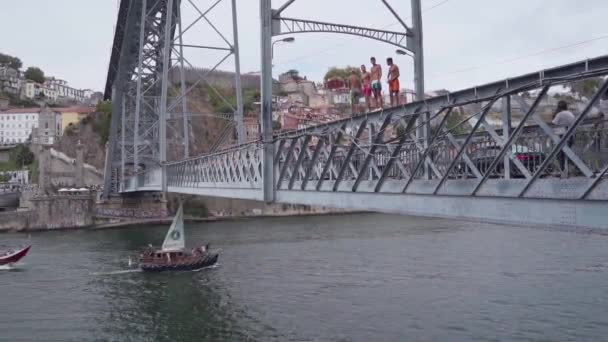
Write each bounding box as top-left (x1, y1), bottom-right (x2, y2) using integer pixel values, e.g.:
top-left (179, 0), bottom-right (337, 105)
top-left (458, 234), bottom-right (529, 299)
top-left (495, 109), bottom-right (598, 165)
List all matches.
top-left (259, 0), bottom-right (424, 203)
top-left (103, 0), bottom-right (245, 197)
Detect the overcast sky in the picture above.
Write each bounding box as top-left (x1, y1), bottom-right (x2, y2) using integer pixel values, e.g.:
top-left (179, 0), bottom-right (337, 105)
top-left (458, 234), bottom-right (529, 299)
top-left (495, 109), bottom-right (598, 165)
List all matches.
top-left (1, 0), bottom-right (607, 93)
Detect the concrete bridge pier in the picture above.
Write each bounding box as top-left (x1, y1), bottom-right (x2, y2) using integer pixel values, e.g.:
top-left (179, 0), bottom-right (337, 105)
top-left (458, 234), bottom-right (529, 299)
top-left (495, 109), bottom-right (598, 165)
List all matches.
top-left (95, 192), bottom-right (169, 221)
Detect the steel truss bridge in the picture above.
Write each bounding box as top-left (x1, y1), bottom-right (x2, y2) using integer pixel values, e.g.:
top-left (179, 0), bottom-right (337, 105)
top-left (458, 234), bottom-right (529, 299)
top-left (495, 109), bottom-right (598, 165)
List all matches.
top-left (104, 0), bottom-right (608, 229)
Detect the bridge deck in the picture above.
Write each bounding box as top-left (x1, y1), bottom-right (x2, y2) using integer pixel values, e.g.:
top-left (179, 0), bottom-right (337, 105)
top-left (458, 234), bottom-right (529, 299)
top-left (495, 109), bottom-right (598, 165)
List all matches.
top-left (118, 54), bottom-right (608, 230)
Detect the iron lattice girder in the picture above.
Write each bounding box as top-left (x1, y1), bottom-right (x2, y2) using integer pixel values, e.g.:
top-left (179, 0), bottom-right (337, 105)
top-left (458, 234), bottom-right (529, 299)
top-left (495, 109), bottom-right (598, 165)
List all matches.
top-left (274, 17), bottom-right (411, 50)
top-left (127, 54), bottom-right (608, 203)
top-left (122, 54), bottom-right (608, 231)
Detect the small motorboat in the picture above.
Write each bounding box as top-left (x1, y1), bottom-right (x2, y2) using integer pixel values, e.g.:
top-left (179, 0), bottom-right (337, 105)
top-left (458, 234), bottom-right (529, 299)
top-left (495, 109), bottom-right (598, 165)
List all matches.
top-left (138, 203), bottom-right (218, 273)
top-left (0, 245), bottom-right (32, 266)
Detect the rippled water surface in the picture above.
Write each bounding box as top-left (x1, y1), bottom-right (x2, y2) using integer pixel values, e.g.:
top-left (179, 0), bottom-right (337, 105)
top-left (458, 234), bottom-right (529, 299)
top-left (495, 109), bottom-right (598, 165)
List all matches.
top-left (2, 213), bottom-right (608, 341)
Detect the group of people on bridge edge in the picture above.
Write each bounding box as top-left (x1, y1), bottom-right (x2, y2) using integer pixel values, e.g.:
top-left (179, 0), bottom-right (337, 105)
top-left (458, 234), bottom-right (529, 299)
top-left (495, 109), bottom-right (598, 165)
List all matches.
top-left (349, 56), bottom-right (401, 115)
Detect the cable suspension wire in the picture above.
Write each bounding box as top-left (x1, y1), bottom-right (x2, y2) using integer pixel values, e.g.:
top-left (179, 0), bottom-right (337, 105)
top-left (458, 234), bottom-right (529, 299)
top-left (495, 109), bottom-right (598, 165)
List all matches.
top-left (430, 34), bottom-right (608, 78)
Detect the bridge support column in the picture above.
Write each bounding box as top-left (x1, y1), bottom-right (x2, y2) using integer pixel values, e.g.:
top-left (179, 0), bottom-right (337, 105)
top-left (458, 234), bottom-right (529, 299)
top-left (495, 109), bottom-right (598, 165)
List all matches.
top-left (260, 0), bottom-right (275, 203)
top-left (232, 0), bottom-right (245, 145)
top-left (502, 96), bottom-right (512, 179)
top-left (411, 0), bottom-right (429, 179)
top-left (159, 0), bottom-right (175, 193)
top-left (75, 141), bottom-right (85, 188)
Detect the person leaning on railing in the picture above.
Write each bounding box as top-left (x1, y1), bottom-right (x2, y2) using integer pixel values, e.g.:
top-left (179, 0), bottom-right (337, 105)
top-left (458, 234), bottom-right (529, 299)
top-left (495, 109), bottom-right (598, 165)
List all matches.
top-left (595, 89), bottom-right (608, 150)
top-left (552, 100), bottom-right (575, 176)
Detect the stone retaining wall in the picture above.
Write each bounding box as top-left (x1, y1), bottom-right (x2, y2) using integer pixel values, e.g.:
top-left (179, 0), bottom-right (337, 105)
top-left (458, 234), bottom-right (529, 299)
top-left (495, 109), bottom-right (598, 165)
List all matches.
top-left (0, 194), bottom-right (94, 231)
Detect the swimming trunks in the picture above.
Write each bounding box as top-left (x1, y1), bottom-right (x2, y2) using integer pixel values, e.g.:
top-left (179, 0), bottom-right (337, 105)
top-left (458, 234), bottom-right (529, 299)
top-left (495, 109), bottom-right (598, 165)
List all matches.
top-left (389, 79), bottom-right (400, 93)
top-left (371, 80), bottom-right (382, 93)
top-left (362, 85), bottom-right (371, 97)
top-left (351, 89), bottom-right (362, 105)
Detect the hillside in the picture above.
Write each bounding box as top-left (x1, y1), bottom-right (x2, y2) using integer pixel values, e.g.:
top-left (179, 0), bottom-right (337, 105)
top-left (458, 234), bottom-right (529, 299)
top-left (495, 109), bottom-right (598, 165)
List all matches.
top-left (54, 83), bottom-right (259, 167)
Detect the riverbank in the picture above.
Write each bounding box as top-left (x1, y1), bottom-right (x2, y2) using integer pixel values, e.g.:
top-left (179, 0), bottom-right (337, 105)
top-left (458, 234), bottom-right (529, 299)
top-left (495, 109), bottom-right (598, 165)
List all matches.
top-left (1, 210), bottom-right (367, 233)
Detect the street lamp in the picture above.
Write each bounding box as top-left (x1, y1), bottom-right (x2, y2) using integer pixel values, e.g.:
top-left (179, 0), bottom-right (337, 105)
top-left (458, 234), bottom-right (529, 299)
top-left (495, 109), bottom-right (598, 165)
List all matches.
top-left (272, 37), bottom-right (296, 60)
top-left (395, 49), bottom-right (413, 58)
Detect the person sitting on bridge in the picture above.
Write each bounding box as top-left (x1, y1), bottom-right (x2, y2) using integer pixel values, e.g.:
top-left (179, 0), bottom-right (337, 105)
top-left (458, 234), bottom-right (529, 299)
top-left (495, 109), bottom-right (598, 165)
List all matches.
top-left (552, 100), bottom-right (575, 176)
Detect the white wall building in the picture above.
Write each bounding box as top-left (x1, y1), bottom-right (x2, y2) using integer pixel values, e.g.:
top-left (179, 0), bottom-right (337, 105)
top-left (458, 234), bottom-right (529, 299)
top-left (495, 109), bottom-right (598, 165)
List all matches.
top-left (45, 77), bottom-right (86, 103)
top-left (0, 108), bottom-right (40, 144)
top-left (0, 169), bottom-right (29, 184)
top-left (21, 81), bottom-right (36, 99)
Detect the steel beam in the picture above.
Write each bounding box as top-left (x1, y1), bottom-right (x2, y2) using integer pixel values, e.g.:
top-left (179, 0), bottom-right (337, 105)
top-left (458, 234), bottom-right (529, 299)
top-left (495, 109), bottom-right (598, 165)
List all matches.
top-left (261, 0), bottom-right (275, 202)
top-left (232, 0), bottom-right (245, 145)
top-left (519, 78), bottom-right (608, 197)
top-left (275, 17), bottom-right (410, 51)
top-left (159, 0), bottom-right (174, 192)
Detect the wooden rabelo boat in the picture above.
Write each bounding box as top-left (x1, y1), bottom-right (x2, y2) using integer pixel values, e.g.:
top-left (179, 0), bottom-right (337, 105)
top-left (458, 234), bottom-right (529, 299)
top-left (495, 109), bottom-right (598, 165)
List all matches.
top-left (138, 204), bottom-right (218, 273)
top-left (0, 245), bottom-right (31, 266)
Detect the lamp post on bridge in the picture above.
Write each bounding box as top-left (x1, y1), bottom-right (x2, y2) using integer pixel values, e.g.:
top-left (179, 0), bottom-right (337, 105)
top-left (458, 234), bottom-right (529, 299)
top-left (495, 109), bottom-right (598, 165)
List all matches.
top-left (272, 37), bottom-right (295, 60)
top-left (259, 0), bottom-right (426, 202)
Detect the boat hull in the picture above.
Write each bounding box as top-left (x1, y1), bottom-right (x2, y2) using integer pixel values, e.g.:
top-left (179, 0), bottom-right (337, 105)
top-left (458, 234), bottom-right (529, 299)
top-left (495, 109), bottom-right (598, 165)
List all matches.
top-left (0, 245), bottom-right (31, 266)
top-left (140, 253), bottom-right (218, 273)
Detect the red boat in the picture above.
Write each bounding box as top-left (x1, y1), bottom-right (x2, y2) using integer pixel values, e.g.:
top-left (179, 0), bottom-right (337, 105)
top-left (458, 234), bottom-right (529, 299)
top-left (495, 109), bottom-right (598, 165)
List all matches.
top-left (0, 245), bottom-right (31, 266)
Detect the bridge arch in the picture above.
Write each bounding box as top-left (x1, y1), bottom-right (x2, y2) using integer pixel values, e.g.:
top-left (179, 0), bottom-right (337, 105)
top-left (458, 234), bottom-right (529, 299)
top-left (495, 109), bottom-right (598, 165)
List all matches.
top-left (273, 17), bottom-right (412, 52)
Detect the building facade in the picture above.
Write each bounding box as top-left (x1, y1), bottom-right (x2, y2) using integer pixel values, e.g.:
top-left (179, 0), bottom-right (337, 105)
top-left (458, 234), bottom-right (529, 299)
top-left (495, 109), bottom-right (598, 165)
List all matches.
top-left (54, 106), bottom-right (96, 131)
top-left (35, 108), bottom-right (62, 145)
top-left (45, 77), bottom-right (86, 103)
top-left (0, 108), bottom-right (40, 144)
top-left (0, 67), bottom-right (22, 96)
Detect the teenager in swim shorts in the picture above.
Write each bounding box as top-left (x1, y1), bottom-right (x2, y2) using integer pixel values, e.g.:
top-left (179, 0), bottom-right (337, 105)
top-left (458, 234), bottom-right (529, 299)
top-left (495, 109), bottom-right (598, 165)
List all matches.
top-left (360, 64), bottom-right (372, 112)
top-left (370, 57), bottom-right (383, 109)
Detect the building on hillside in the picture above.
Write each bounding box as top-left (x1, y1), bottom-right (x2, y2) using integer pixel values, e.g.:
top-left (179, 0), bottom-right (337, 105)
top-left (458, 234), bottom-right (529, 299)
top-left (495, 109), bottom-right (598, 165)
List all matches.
top-left (324, 77), bottom-right (346, 90)
top-left (0, 96), bottom-right (8, 111)
top-left (279, 70), bottom-right (317, 105)
top-left (54, 106), bottom-right (96, 131)
top-left (0, 108), bottom-right (40, 144)
top-left (21, 80), bottom-right (36, 99)
top-left (38, 84), bottom-right (58, 101)
top-left (32, 108), bottom-right (61, 145)
top-left (0, 67), bottom-right (22, 96)
top-left (0, 169), bottom-right (29, 184)
top-left (89, 91), bottom-right (103, 106)
top-left (243, 117), bottom-right (259, 142)
top-left (45, 77), bottom-right (86, 103)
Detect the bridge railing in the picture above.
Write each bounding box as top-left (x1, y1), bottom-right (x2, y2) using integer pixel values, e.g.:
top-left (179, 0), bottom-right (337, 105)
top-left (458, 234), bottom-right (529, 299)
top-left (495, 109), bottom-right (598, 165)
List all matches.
top-left (121, 55), bottom-right (608, 202)
top-left (166, 142), bottom-right (263, 191)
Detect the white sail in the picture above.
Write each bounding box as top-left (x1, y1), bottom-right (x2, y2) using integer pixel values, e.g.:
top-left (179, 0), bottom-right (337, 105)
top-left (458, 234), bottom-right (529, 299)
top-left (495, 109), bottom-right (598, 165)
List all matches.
top-left (161, 204), bottom-right (185, 251)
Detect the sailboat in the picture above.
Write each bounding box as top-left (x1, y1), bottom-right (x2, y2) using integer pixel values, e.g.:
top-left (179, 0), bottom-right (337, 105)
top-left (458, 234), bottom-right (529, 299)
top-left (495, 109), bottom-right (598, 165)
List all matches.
top-left (138, 203), bottom-right (219, 273)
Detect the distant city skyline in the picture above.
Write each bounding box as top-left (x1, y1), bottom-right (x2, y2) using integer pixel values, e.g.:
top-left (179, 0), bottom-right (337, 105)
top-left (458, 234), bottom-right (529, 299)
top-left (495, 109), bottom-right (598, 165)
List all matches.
top-left (1, 0), bottom-right (607, 93)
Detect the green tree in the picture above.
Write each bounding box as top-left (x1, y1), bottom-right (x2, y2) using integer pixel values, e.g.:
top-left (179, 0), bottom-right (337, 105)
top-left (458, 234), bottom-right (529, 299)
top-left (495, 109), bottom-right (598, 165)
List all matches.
top-left (0, 173), bottom-right (11, 183)
top-left (95, 101), bottom-right (113, 145)
top-left (24, 66), bottom-right (45, 83)
top-left (444, 108), bottom-right (469, 135)
top-left (0, 53), bottom-right (22, 69)
top-left (568, 77), bottom-right (603, 100)
top-left (324, 66), bottom-right (361, 81)
top-left (9, 144), bottom-right (35, 167)
top-left (272, 120), bottom-right (282, 131)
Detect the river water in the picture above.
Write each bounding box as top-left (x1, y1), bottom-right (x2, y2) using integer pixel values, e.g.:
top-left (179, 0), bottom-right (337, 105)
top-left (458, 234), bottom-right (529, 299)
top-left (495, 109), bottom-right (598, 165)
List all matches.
top-left (2, 213), bottom-right (608, 341)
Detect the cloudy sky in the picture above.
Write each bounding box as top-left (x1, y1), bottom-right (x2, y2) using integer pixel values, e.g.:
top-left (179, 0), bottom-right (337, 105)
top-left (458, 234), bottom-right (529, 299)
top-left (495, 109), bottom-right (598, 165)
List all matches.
top-left (1, 0), bottom-right (607, 93)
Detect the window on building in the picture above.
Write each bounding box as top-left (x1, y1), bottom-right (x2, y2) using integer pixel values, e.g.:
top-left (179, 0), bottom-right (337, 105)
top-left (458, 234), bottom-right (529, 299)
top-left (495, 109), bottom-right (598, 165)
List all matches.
top-left (45, 122), bottom-right (48, 129)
